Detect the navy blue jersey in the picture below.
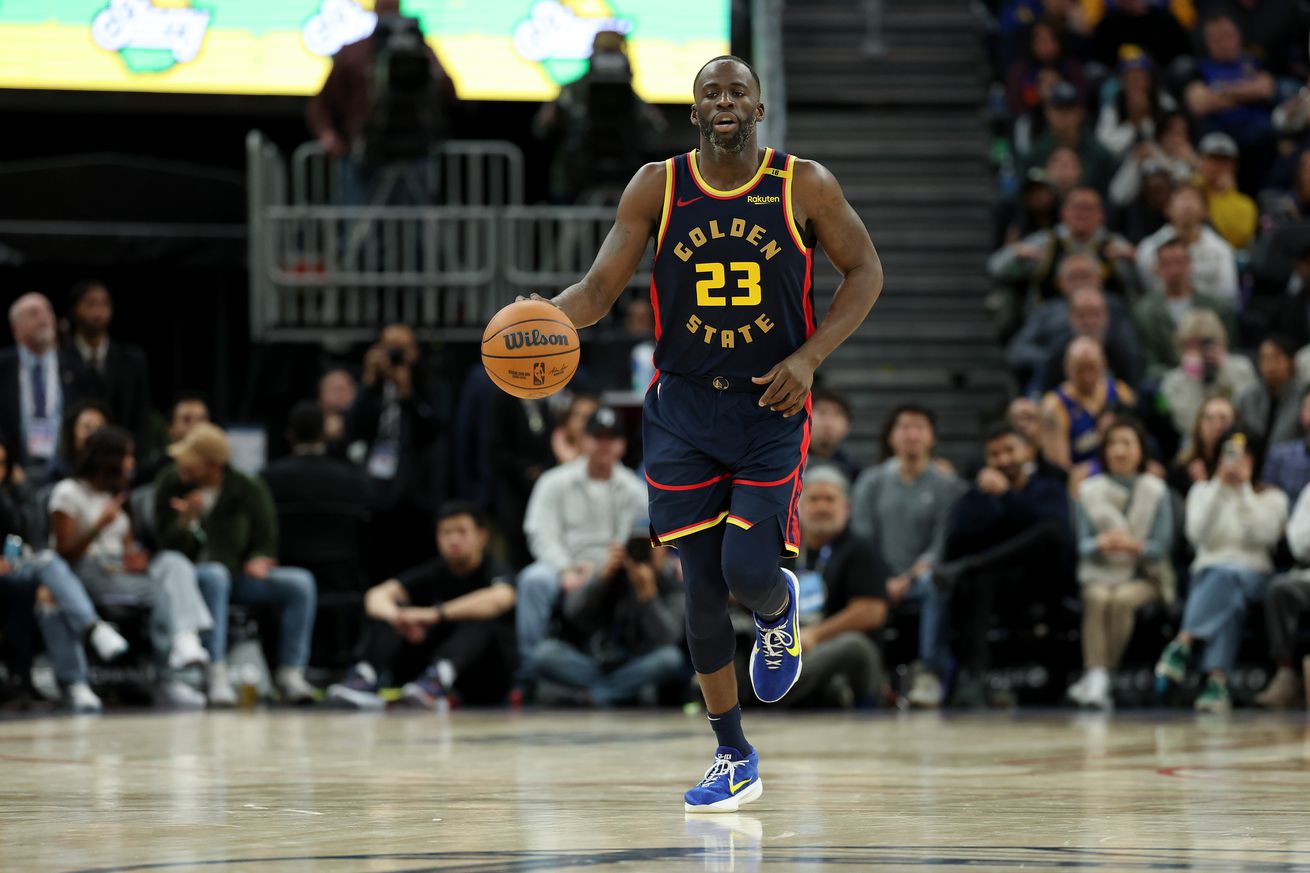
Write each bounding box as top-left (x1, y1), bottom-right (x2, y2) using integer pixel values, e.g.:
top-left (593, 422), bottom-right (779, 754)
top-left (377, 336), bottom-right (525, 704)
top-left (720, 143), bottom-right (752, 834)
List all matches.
top-left (650, 148), bottom-right (814, 381)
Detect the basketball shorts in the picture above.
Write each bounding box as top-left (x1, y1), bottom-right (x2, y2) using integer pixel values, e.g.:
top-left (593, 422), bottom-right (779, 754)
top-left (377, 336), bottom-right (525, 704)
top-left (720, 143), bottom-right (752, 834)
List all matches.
top-left (643, 371), bottom-right (811, 556)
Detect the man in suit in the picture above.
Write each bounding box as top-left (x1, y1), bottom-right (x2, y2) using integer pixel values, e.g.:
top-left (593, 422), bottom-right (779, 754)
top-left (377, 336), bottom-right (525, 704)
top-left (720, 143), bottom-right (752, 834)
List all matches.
top-left (0, 293), bottom-right (84, 482)
top-left (263, 400), bottom-right (375, 538)
top-left (64, 280), bottom-right (153, 466)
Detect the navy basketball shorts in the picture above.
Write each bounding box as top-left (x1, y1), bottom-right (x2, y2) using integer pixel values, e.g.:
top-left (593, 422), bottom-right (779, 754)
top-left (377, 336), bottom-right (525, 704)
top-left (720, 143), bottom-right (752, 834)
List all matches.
top-left (643, 372), bottom-right (810, 555)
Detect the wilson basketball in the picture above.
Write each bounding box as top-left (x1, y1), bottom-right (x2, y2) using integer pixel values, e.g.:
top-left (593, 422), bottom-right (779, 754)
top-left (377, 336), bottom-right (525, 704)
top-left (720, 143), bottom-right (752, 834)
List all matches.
top-left (481, 299), bottom-right (580, 399)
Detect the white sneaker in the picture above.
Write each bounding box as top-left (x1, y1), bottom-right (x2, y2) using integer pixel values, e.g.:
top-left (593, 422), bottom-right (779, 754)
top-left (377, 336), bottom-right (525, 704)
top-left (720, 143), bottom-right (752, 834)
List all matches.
top-left (89, 622), bottom-right (129, 662)
top-left (907, 667), bottom-right (944, 708)
top-left (168, 632), bottom-right (210, 671)
top-left (207, 662), bottom-right (237, 708)
top-left (156, 679), bottom-right (207, 709)
top-left (66, 682), bottom-right (102, 714)
top-left (276, 667), bottom-right (318, 704)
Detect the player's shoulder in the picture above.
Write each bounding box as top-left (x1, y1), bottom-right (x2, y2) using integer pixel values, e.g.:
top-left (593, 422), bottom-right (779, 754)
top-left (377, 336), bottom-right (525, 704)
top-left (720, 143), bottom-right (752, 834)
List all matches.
top-left (786, 156), bottom-right (842, 203)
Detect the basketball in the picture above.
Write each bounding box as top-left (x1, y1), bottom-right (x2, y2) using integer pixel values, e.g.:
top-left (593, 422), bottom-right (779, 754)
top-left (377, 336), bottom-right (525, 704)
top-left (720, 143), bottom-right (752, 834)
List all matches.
top-left (481, 298), bottom-right (580, 399)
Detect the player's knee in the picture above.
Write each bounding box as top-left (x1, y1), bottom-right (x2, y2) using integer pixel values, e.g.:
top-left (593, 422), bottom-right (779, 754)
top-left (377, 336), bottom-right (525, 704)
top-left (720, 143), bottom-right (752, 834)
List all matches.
top-left (720, 551), bottom-right (784, 614)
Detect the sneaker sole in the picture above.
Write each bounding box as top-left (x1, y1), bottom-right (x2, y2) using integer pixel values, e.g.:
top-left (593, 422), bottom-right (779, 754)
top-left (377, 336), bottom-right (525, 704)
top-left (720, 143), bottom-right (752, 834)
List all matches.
top-left (749, 569), bottom-right (803, 704)
top-left (400, 683), bottom-right (448, 712)
top-left (684, 777), bottom-right (763, 814)
top-left (327, 684), bottom-right (385, 711)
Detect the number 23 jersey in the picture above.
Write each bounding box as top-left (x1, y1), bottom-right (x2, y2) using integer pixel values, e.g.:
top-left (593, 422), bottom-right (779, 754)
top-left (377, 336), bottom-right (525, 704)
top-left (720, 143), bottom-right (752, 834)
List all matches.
top-left (649, 148), bottom-right (815, 381)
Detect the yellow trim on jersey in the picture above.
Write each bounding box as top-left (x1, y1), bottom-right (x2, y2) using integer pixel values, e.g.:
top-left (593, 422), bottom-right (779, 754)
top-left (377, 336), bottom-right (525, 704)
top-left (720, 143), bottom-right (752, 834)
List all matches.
top-left (782, 154), bottom-right (810, 253)
top-left (688, 147), bottom-right (775, 198)
top-left (656, 158), bottom-right (675, 254)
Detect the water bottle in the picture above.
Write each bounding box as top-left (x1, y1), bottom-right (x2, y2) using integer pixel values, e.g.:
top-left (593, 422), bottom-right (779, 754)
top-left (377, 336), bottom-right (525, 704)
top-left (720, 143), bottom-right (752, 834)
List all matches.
top-left (630, 341), bottom-right (656, 393)
top-left (4, 534), bottom-right (23, 573)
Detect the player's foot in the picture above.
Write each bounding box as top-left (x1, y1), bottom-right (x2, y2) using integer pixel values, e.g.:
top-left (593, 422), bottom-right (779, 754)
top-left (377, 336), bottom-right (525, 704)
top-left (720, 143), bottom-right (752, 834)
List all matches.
top-left (684, 746), bottom-right (762, 814)
top-left (749, 568), bottom-right (802, 704)
top-left (327, 663), bottom-right (385, 711)
top-left (1194, 676), bottom-right (1231, 714)
top-left (401, 666), bottom-right (451, 712)
top-left (1154, 639), bottom-right (1190, 686)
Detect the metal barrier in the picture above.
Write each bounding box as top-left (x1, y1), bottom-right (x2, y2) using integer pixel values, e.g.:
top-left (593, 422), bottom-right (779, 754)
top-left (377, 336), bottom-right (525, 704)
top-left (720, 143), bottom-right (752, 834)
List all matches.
top-left (503, 205), bottom-right (653, 291)
top-left (290, 140), bottom-right (525, 207)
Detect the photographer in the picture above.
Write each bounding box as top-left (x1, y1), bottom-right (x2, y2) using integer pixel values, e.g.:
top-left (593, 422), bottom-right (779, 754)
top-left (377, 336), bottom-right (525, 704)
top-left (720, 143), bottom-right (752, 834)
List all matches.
top-left (345, 324), bottom-right (446, 579)
top-left (1158, 310), bottom-right (1256, 452)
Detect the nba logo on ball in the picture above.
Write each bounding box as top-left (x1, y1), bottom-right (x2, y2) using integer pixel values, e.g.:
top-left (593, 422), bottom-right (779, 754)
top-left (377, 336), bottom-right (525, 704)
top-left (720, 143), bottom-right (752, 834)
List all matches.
top-left (532, 362), bottom-right (546, 386)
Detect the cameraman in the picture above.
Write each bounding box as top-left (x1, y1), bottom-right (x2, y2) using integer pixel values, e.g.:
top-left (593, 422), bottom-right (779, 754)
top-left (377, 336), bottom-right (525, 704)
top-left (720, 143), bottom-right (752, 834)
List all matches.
top-left (345, 324), bottom-right (446, 579)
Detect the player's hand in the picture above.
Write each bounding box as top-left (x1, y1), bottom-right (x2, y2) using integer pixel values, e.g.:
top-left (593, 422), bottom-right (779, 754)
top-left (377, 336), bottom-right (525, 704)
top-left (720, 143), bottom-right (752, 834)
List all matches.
top-left (753, 353), bottom-right (815, 417)
top-left (515, 292), bottom-right (560, 309)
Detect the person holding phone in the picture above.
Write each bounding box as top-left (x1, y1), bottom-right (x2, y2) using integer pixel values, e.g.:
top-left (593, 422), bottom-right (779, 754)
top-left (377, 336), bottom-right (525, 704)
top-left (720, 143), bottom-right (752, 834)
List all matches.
top-left (1155, 427), bottom-right (1288, 712)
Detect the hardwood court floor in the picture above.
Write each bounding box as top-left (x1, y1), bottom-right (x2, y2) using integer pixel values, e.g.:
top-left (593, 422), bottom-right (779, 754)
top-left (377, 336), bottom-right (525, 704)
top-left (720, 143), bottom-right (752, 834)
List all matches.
top-left (3, 709), bottom-right (1310, 872)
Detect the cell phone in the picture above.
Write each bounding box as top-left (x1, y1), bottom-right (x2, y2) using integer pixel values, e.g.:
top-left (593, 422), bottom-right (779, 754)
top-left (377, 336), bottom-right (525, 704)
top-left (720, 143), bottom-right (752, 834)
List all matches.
top-left (625, 535), bottom-right (652, 564)
top-left (1222, 434), bottom-right (1246, 462)
top-left (387, 347), bottom-right (405, 367)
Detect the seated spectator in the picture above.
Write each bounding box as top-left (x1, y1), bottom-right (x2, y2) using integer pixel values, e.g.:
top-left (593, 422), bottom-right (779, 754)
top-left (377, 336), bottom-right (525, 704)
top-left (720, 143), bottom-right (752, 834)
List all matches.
top-left (155, 424), bottom-right (318, 705)
top-left (1132, 239), bottom-right (1237, 378)
top-left (1006, 20), bottom-right (1088, 121)
top-left (1135, 185), bottom-right (1239, 304)
top-left (1068, 417), bottom-right (1173, 709)
top-left (1095, 48), bottom-right (1178, 160)
top-left (346, 323), bottom-right (446, 579)
top-left (514, 407), bottom-right (647, 689)
top-left (808, 389), bottom-right (862, 482)
top-left (50, 427), bottom-right (213, 708)
top-left (1155, 426), bottom-right (1287, 712)
top-left (1110, 159), bottom-right (1175, 244)
top-left (783, 467), bottom-right (888, 708)
top-left (1257, 480), bottom-right (1310, 707)
top-left (989, 187), bottom-right (1137, 305)
top-left (1186, 15), bottom-right (1277, 194)
top-left (550, 393), bottom-right (600, 466)
top-left (489, 390), bottom-right (557, 570)
top-left (851, 406), bottom-right (964, 708)
top-left (0, 293), bottom-right (85, 483)
top-left (1041, 337), bottom-right (1138, 478)
top-left (317, 368), bottom-right (356, 450)
top-left (1091, 0), bottom-right (1190, 68)
top-left (136, 391), bottom-right (210, 484)
top-left (327, 501), bottom-right (517, 710)
top-left (1264, 150), bottom-right (1310, 226)
top-left (1159, 311), bottom-right (1256, 448)
top-left (1036, 287), bottom-right (1142, 393)
top-left (1017, 83), bottom-right (1119, 194)
top-left (940, 423), bottom-right (1074, 705)
top-left (1109, 112), bottom-right (1199, 212)
top-left (47, 398), bottom-right (111, 485)
top-left (1167, 394), bottom-right (1238, 496)
top-left (1237, 335), bottom-right (1306, 445)
top-left (1195, 133), bottom-right (1259, 251)
top-left (1261, 386), bottom-right (1310, 503)
top-left (1044, 146), bottom-right (1084, 200)
top-left (64, 280), bottom-right (153, 467)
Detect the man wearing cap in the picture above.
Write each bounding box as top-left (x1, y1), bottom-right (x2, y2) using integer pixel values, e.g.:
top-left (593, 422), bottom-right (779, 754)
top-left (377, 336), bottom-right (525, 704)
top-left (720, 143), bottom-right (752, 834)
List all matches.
top-left (154, 423), bottom-right (319, 705)
top-left (1019, 81), bottom-right (1118, 195)
top-left (1195, 131), bottom-right (1258, 250)
top-left (514, 406), bottom-right (650, 696)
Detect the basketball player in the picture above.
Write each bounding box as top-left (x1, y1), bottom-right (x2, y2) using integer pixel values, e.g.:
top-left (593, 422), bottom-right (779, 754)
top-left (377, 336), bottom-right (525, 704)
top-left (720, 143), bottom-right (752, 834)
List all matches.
top-left (527, 55), bottom-right (882, 812)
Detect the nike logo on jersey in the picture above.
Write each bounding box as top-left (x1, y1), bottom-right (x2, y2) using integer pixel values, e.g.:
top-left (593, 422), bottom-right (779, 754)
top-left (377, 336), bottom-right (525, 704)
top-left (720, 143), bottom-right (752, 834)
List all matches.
top-left (676, 196), bottom-right (704, 207)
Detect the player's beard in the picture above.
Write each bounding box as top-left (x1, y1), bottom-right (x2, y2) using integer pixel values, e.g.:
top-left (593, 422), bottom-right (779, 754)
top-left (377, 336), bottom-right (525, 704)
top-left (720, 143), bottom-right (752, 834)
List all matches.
top-left (698, 112), bottom-right (755, 155)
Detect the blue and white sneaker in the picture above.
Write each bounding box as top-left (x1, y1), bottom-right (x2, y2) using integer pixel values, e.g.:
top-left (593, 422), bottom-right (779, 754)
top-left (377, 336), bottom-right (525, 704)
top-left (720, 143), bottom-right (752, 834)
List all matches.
top-left (684, 746), bottom-right (763, 813)
top-left (749, 568), bottom-right (803, 703)
top-left (327, 663), bottom-right (384, 711)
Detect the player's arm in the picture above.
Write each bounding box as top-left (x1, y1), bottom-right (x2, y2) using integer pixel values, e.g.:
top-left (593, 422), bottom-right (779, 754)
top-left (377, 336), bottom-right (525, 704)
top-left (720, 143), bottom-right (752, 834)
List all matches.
top-left (533, 163), bottom-right (666, 329)
top-left (753, 160), bottom-right (883, 416)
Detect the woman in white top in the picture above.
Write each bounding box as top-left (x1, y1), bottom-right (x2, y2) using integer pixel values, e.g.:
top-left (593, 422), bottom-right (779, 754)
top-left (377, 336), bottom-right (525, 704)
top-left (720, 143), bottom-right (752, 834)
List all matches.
top-left (1154, 426), bottom-right (1288, 713)
top-left (49, 427), bottom-right (213, 708)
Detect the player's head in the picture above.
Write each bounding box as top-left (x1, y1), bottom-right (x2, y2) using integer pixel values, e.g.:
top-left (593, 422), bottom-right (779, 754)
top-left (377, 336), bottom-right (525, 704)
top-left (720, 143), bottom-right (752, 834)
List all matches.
top-left (691, 55), bottom-right (764, 156)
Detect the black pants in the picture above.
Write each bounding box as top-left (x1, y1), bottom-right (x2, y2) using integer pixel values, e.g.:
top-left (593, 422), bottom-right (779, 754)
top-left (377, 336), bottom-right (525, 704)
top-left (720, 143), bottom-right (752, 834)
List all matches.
top-left (359, 617), bottom-right (517, 704)
top-left (0, 575), bottom-right (39, 683)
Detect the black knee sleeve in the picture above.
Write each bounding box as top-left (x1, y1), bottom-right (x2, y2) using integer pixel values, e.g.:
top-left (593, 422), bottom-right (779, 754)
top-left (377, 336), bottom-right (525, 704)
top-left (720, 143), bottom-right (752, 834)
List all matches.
top-left (721, 521), bottom-right (788, 616)
top-left (677, 527), bottom-right (737, 674)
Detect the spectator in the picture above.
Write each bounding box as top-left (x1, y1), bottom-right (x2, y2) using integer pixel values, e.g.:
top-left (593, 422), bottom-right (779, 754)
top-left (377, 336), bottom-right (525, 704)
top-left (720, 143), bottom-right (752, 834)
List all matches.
top-left (137, 391), bottom-right (210, 485)
top-left (940, 423), bottom-right (1074, 705)
top-left (1135, 185), bottom-right (1239, 304)
top-left (1257, 479), bottom-right (1310, 707)
top-left (64, 280), bottom-right (153, 466)
top-left (851, 406), bottom-right (964, 708)
top-left (1044, 146), bottom-right (1084, 199)
top-left (49, 426), bottom-right (213, 708)
top-left (1159, 310), bottom-right (1256, 448)
top-left (1261, 385), bottom-right (1310, 502)
top-left (489, 390), bottom-right (557, 570)
top-left (989, 187), bottom-right (1137, 305)
top-left (1035, 286), bottom-right (1143, 393)
top-left (809, 389), bottom-right (862, 482)
top-left (1236, 335), bottom-right (1307, 445)
top-left (1017, 83), bottom-right (1119, 194)
top-left (1194, 133), bottom-right (1259, 251)
top-left (783, 467), bottom-right (889, 708)
top-left (514, 407), bottom-right (647, 689)
top-left (1132, 239), bottom-right (1237, 378)
top-left (1108, 111), bottom-right (1198, 206)
top-left (1155, 426), bottom-right (1287, 712)
top-left (346, 324), bottom-right (445, 579)
top-left (998, 170), bottom-right (1061, 250)
top-left (1068, 417), bottom-right (1173, 709)
top-left (0, 293), bottom-right (85, 481)
top-left (1168, 394), bottom-right (1238, 496)
top-left (550, 394), bottom-right (600, 467)
top-left (47, 398), bottom-right (111, 485)
top-left (1009, 395), bottom-right (1069, 484)
top-left (1095, 48), bottom-right (1178, 160)
top-left (1110, 159), bottom-right (1176, 244)
top-left (327, 501), bottom-right (517, 710)
top-left (318, 368), bottom-right (356, 449)
top-left (1006, 20), bottom-right (1088, 120)
top-left (155, 424), bottom-right (318, 705)
top-left (1091, 0), bottom-right (1191, 67)
top-left (1263, 150), bottom-right (1310, 226)
top-left (1194, 0), bottom-right (1308, 79)
top-left (1041, 336), bottom-right (1138, 477)
top-left (1279, 245), bottom-right (1310, 352)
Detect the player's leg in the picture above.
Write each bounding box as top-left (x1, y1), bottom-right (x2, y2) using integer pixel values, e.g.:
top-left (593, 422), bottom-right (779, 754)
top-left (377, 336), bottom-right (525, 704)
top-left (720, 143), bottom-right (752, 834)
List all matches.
top-left (721, 520), bottom-right (802, 704)
top-left (677, 524), bottom-right (763, 814)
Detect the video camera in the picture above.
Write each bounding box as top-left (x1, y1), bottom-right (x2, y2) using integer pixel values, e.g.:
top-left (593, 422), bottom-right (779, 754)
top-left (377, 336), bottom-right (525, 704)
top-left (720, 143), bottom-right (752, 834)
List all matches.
top-left (360, 14), bottom-right (445, 164)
